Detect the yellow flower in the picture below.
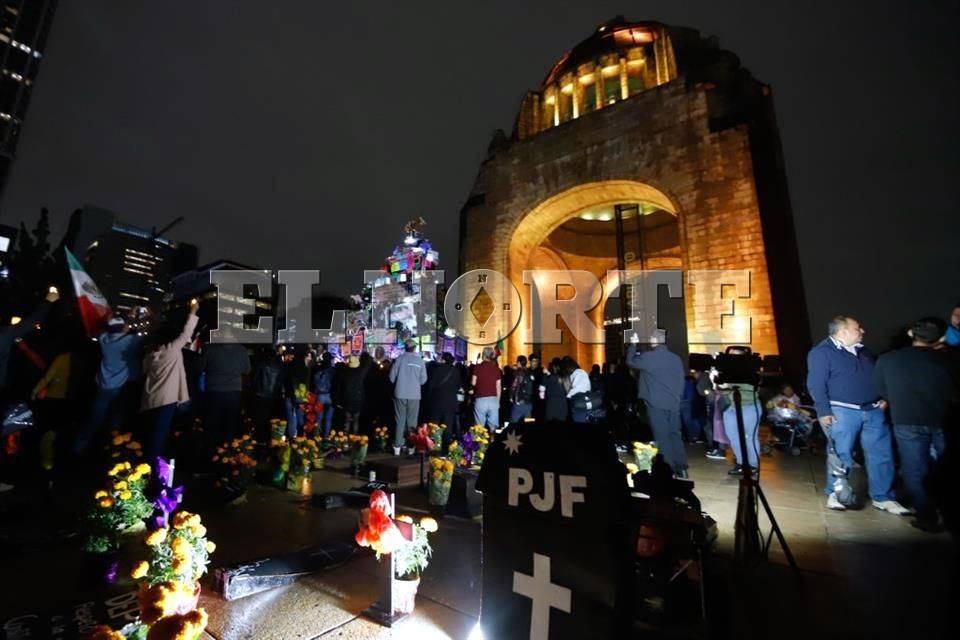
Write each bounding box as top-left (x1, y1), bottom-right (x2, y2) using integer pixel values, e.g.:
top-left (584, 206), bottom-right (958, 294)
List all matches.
top-left (170, 536), bottom-right (191, 557)
top-left (419, 517), bottom-right (439, 533)
top-left (114, 480), bottom-right (128, 491)
top-left (85, 624), bottom-right (125, 640)
top-left (625, 463), bottom-right (639, 475)
top-left (95, 489), bottom-right (108, 499)
top-left (171, 557), bottom-right (188, 573)
top-left (129, 471), bottom-right (143, 482)
top-left (99, 497), bottom-right (115, 508)
top-left (205, 540), bottom-right (216, 553)
top-left (145, 608), bottom-right (208, 640)
top-left (107, 463), bottom-right (124, 477)
top-left (172, 512), bottom-right (201, 530)
top-left (145, 527), bottom-right (168, 546)
top-left (127, 441), bottom-right (141, 450)
top-left (191, 524), bottom-right (207, 538)
top-left (112, 435), bottom-right (124, 446)
top-left (396, 515), bottom-right (413, 523)
top-left (119, 490), bottom-right (132, 501)
top-left (131, 560), bottom-right (149, 579)
top-left (135, 463), bottom-right (151, 475)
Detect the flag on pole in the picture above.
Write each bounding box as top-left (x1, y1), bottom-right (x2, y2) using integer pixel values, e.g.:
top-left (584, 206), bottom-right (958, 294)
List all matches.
top-left (65, 247), bottom-right (111, 336)
top-left (494, 332), bottom-right (504, 358)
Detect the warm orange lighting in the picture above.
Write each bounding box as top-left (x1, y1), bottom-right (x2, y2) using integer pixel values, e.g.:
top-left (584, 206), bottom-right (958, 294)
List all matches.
top-left (10, 316), bottom-right (21, 326)
top-left (601, 65), bottom-right (619, 78)
top-left (613, 28), bottom-right (655, 46)
top-left (561, 83), bottom-right (573, 95)
top-left (544, 94), bottom-right (556, 105)
top-left (578, 73), bottom-right (595, 85)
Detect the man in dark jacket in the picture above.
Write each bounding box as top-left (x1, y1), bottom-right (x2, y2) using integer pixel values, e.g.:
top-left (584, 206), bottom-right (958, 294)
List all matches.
top-left (626, 334), bottom-right (687, 477)
top-left (249, 347), bottom-right (283, 444)
top-left (807, 315), bottom-right (908, 515)
top-left (873, 318), bottom-right (959, 531)
top-left (509, 355), bottom-right (536, 423)
top-left (425, 352), bottom-right (461, 440)
top-left (200, 338), bottom-right (251, 450)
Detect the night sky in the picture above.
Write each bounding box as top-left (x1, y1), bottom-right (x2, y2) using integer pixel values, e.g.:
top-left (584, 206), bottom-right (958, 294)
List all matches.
top-left (1, 1), bottom-right (957, 351)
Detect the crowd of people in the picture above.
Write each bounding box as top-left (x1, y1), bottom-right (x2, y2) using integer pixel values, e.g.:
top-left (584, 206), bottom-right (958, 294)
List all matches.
top-left (1, 287), bottom-right (958, 533)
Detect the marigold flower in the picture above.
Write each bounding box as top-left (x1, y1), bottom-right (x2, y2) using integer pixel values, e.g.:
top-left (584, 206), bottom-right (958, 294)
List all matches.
top-left (172, 511), bottom-right (201, 530)
top-left (205, 540), bottom-right (216, 553)
top-left (107, 463), bottom-right (124, 477)
top-left (145, 527), bottom-right (168, 546)
top-left (145, 607), bottom-right (208, 640)
top-left (396, 514), bottom-right (413, 523)
top-left (171, 557), bottom-right (188, 573)
top-left (84, 624), bottom-right (125, 640)
top-left (95, 489), bottom-right (109, 499)
top-left (170, 536), bottom-right (191, 557)
top-left (191, 524), bottom-right (207, 538)
top-left (419, 517), bottom-right (439, 533)
top-left (136, 463), bottom-right (151, 475)
top-left (114, 480), bottom-right (128, 491)
top-left (131, 560), bottom-right (149, 579)
top-left (119, 490), bottom-right (132, 501)
top-left (99, 497), bottom-right (115, 508)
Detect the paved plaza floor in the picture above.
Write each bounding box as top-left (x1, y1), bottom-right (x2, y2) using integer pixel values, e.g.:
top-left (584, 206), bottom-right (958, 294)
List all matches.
top-left (0, 444), bottom-right (953, 639)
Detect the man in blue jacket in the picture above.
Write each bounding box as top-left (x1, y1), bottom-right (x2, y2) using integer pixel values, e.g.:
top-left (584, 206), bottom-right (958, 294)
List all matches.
top-left (806, 315), bottom-right (909, 514)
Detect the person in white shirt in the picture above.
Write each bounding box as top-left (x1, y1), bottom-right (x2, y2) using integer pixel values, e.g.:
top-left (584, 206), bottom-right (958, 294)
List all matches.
top-left (561, 356), bottom-right (591, 423)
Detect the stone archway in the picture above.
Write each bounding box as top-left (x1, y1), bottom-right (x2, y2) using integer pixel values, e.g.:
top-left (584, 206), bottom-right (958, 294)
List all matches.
top-left (506, 180), bottom-right (681, 368)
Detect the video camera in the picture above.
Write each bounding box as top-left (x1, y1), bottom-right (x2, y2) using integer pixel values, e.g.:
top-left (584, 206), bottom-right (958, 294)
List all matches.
top-left (713, 345), bottom-right (761, 387)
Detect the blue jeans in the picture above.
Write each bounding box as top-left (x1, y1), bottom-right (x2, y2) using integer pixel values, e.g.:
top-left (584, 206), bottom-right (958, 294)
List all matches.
top-left (680, 399), bottom-right (704, 441)
top-left (893, 424), bottom-right (945, 521)
top-left (284, 397), bottom-right (304, 439)
top-left (825, 405), bottom-right (895, 501)
top-left (316, 393), bottom-right (334, 436)
top-left (146, 403), bottom-right (177, 460)
top-left (474, 396), bottom-right (499, 428)
top-left (75, 385), bottom-right (123, 455)
top-left (723, 401), bottom-right (759, 468)
top-left (509, 402), bottom-right (532, 423)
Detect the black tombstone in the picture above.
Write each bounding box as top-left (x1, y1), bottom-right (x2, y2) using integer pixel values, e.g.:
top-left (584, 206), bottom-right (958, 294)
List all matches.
top-left (476, 420), bottom-right (634, 639)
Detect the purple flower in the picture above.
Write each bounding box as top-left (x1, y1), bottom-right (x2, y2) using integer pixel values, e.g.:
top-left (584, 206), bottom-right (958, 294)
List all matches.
top-left (104, 559), bottom-right (119, 584)
top-left (149, 485), bottom-right (183, 529)
top-left (154, 457), bottom-right (174, 488)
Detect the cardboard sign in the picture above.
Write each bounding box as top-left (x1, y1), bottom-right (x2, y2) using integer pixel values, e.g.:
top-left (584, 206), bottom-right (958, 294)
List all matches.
top-left (476, 421), bottom-right (634, 639)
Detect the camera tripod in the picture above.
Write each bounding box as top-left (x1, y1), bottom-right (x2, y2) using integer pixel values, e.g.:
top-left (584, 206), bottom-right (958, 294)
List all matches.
top-left (731, 386), bottom-right (799, 574)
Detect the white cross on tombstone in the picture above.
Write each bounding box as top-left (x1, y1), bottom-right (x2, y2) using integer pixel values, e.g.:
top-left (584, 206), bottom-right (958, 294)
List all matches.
top-left (512, 552), bottom-right (572, 640)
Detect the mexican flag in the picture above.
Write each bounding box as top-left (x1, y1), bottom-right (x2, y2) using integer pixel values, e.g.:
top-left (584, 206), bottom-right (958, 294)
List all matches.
top-left (66, 247), bottom-right (111, 336)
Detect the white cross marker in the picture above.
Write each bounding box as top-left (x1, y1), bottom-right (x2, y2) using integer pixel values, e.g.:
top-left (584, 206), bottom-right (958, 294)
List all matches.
top-left (512, 552), bottom-right (572, 640)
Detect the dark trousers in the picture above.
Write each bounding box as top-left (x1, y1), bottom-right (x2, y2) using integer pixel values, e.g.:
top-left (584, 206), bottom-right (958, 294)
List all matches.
top-left (645, 401), bottom-right (688, 473)
top-left (75, 385), bottom-right (123, 455)
top-left (204, 390), bottom-right (242, 452)
top-left (894, 424), bottom-right (945, 522)
top-left (145, 403), bottom-right (177, 460)
top-left (250, 395), bottom-right (276, 444)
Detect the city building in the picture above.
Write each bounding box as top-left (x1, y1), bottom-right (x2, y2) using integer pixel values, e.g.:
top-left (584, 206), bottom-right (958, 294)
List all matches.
top-left (0, 0), bottom-right (58, 200)
top-left (62, 204), bottom-right (198, 313)
top-left (459, 17), bottom-right (809, 378)
top-left (169, 259), bottom-right (274, 338)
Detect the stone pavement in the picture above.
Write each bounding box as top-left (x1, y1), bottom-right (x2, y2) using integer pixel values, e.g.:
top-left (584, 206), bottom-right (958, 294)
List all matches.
top-left (0, 446), bottom-right (953, 639)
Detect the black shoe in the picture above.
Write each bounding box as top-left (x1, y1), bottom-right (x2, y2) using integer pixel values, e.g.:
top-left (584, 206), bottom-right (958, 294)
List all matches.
top-left (728, 465), bottom-right (743, 476)
top-left (705, 448), bottom-right (726, 460)
top-left (910, 518), bottom-right (945, 534)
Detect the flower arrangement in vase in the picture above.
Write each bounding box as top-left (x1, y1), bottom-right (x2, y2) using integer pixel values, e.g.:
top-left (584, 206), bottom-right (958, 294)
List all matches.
top-left (348, 434), bottom-right (369, 471)
top-left (287, 436), bottom-right (323, 491)
top-left (428, 457), bottom-right (455, 507)
top-left (268, 418), bottom-right (287, 445)
top-left (632, 441), bottom-right (658, 473)
top-left (354, 490), bottom-right (437, 615)
top-left (425, 423), bottom-right (446, 452)
top-left (372, 425), bottom-right (390, 452)
top-left (446, 440), bottom-right (465, 468)
top-left (211, 435), bottom-right (257, 495)
top-left (84, 462), bottom-right (154, 554)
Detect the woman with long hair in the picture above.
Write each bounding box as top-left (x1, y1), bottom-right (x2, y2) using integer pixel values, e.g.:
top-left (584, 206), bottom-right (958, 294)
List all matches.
top-left (140, 300), bottom-right (199, 459)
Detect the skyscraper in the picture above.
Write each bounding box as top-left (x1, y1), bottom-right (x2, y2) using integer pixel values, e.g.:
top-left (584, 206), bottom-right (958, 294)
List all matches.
top-left (0, 0), bottom-right (57, 200)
